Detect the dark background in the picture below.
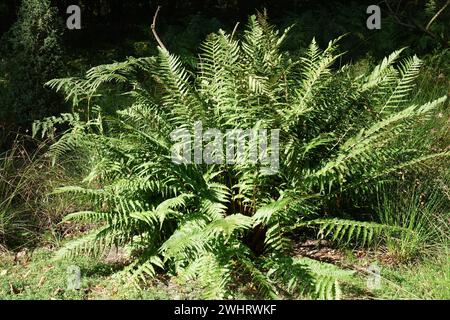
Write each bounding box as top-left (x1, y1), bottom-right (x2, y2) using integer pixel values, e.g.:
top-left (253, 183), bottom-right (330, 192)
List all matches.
top-left (1, 1), bottom-right (448, 54)
top-left (0, 0), bottom-right (448, 150)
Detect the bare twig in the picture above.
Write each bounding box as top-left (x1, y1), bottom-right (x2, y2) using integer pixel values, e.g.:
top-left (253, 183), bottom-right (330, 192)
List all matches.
top-left (151, 6), bottom-right (168, 52)
top-left (384, 0), bottom-right (448, 47)
top-left (409, 15), bottom-right (449, 47)
top-left (384, 0), bottom-right (416, 29)
top-left (426, 0), bottom-right (450, 31)
top-left (231, 22), bottom-right (240, 40)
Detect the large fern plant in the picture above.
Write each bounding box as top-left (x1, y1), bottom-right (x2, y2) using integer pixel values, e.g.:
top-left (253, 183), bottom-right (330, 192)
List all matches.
top-left (35, 14), bottom-right (448, 299)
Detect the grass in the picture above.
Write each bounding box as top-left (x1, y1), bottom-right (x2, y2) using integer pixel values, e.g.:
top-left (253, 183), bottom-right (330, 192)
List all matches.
top-left (0, 245), bottom-right (240, 300)
top-left (377, 254), bottom-right (450, 300)
top-left (375, 182), bottom-right (450, 262)
top-left (0, 247), bottom-right (174, 300)
top-left (0, 135), bottom-right (85, 251)
top-left (0, 248), bottom-right (101, 300)
top-left (1, 245), bottom-right (448, 300)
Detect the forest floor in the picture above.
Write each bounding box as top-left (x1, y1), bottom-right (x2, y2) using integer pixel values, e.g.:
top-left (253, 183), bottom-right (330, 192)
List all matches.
top-left (1, 240), bottom-right (448, 300)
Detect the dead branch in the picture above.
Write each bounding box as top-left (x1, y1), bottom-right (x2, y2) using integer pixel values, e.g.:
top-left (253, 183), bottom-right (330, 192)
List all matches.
top-left (151, 6), bottom-right (168, 52)
top-left (231, 22), bottom-right (240, 40)
top-left (426, 0), bottom-right (450, 31)
top-left (384, 0), bottom-right (448, 47)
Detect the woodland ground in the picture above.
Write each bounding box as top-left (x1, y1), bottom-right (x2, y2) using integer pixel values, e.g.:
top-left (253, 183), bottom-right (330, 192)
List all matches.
top-left (1, 240), bottom-right (449, 300)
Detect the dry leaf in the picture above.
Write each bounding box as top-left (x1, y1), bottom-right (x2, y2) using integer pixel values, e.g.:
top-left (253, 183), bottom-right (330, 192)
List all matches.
top-left (38, 276), bottom-right (46, 287)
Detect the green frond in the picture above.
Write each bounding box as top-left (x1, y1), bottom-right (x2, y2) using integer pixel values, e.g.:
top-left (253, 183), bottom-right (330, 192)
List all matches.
top-left (122, 255), bottom-right (164, 288)
top-left (205, 214), bottom-right (253, 239)
top-left (362, 48), bottom-right (406, 91)
top-left (32, 113), bottom-right (81, 139)
top-left (55, 227), bottom-right (109, 260)
top-left (304, 218), bottom-right (410, 246)
top-left (177, 252), bottom-right (231, 299)
top-left (293, 257), bottom-right (354, 300)
top-left (253, 197), bottom-right (291, 226)
top-left (159, 219), bottom-right (208, 261)
top-left (380, 55), bottom-right (422, 114)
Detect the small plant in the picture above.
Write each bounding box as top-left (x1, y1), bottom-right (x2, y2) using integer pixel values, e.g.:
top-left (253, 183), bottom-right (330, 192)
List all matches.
top-left (0, 135), bottom-right (77, 251)
top-left (376, 182), bottom-right (450, 261)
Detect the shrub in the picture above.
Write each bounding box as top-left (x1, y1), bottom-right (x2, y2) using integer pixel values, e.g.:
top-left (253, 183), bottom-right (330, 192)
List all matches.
top-left (0, 0), bottom-right (64, 128)
top-left (36, 14), bottom-right (449, 299)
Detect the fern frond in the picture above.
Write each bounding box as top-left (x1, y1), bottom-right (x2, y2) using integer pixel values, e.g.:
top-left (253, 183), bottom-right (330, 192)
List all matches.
top-left (303, 218), bottom-right (412, 246)
top-left (55, 227), bottom-right (109, 259)
top-left (380, 55), bottom-right (422, 114)
top-left (294, 257), bottom-right (354, 300)
top-left (362, 48), bottom-right (406, 91)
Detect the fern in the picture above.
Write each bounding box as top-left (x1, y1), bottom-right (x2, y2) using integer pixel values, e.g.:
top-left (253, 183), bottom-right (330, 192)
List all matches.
top-left (293, 257), bottom-right (354, 300)
top-left (42, 14), bottom-right (449, 299)
top-left (303, 218), bottom-right (412, 247)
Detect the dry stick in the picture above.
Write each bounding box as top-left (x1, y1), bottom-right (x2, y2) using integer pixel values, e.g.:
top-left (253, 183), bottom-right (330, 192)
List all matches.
top-left (231, 22), bottom-right (240, 40)
top-left (384, 0), bottom-right (448, 47)
top-left (151, 6), bottom-right (168, 52)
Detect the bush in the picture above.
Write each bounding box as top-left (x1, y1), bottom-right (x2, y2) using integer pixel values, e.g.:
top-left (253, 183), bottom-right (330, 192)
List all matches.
top-left (0, 0), bottom-right (64, 129)
top-left (36, 14), bottom-right (449, 299)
